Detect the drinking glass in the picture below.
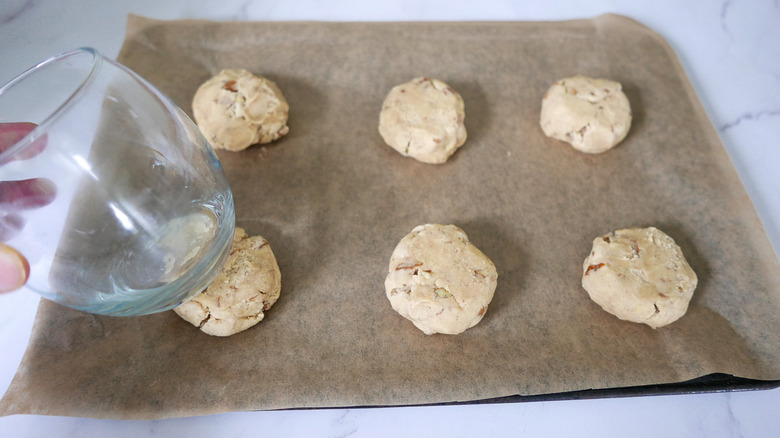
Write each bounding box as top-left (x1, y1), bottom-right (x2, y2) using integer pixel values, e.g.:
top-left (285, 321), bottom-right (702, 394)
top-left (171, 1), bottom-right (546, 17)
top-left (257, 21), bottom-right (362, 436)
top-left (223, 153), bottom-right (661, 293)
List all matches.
top-left (0, 48), bottom-right (235, 316)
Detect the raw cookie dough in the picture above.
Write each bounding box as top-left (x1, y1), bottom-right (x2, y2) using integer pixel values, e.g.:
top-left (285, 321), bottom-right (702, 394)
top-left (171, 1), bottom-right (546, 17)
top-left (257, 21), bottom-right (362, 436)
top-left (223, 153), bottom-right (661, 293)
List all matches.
top-left (384, 224), bottom-right (498, 335)
top-left (540, 75), bottom-right (632, 154)
top-left (192, 69), bottom-right (289, 151)
top-left (174, 227), bottom-right (281, 336)
top-left (378, 77), bottom-right (467, 164)
top-left (581, 227), bottom-right (697, 329)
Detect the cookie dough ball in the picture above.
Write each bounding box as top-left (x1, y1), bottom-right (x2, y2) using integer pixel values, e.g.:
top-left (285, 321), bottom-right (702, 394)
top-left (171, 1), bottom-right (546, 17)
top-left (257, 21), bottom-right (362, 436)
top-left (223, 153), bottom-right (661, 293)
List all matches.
top-left (581, 227), bottom-right (697, 329)
top-left (540, 75), bottom-right (631, 154)
top-left (175, 227), bottom-right (281, 336)
top-left (378, 77), bottom-right (467, 164)
top-left (192, 69), bottom-right (289, 151)
top-left (385, 224), bottom-right (497, 335)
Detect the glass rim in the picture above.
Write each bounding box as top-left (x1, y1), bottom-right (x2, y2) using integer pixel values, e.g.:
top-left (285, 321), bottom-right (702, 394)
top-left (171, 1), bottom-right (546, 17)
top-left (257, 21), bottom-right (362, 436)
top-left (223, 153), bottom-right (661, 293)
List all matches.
top-left (0, 47), bottom-right (101, 163)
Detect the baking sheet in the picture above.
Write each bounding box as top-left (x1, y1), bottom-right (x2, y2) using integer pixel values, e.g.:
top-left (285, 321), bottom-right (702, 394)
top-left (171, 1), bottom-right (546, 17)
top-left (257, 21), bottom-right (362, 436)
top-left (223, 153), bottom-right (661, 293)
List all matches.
top-left (1, 14), bottom-right (779, 420)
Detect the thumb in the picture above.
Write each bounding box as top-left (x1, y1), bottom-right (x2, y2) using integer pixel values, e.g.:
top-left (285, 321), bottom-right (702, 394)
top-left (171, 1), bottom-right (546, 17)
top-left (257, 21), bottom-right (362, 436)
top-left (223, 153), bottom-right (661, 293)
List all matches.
top-left (0, 243), bottom-right (29, 293)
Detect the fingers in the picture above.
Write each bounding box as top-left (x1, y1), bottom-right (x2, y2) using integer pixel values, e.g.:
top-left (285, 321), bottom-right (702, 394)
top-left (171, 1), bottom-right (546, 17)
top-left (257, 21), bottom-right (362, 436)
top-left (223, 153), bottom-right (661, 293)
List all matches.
top-left (0, 178), bottom-right (57, 241)
top-left (0, 122), bottom-right (47, 293)
top-left (0, 243), bottom-right (29, 293)
top-left (0, 178), bottom-right (57, 211)
top-left (0, 213), bottom-right (25, 241)
top-left (0, 122), bottom-right (46, 160)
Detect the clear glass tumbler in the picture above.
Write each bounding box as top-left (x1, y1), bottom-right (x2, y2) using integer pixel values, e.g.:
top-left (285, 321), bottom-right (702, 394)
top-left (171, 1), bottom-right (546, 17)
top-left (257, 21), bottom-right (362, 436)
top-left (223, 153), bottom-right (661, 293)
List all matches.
top-left (0, 48), bottom-right (235, 316)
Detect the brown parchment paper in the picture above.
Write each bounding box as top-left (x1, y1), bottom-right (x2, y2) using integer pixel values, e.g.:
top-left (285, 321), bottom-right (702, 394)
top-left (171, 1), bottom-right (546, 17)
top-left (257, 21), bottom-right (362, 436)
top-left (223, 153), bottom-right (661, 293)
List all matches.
top-left (2, 14), bottom-right (779, 420)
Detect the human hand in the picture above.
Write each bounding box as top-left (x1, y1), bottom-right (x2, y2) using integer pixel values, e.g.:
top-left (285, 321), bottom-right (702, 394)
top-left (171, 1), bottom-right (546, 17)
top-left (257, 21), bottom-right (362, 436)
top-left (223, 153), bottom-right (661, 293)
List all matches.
top-left (0, 122), bottom-right (55, 293)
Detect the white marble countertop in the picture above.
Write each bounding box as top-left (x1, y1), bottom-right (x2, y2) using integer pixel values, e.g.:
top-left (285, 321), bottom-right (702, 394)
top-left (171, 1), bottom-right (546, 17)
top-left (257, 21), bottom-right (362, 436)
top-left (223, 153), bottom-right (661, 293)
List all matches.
top-left (1, 1), bottom-right (778, 436)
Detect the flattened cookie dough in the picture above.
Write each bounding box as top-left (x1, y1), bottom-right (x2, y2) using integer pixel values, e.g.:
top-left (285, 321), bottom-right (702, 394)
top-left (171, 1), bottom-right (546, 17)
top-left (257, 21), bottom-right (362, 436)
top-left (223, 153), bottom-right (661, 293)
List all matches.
top-left (378, 77), bottom-right (467, 164)
top-left (385, 224), bottom-right (497, 335)
top-left (581, 227), bottom-right (697, 328)
top-left (540, 75), bottom-right (632, 154)
top-left (192, 69), bottom-right (289, 151)
top-left (175, 227), bottom-right (281, 336)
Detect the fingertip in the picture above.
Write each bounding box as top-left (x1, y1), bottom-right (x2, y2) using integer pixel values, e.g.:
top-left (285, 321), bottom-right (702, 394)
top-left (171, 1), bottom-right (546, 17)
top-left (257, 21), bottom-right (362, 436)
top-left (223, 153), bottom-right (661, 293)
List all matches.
top-left (0, 122), bottom-right (45, 160)
top-left (0, 244), bottom-right (29, 293)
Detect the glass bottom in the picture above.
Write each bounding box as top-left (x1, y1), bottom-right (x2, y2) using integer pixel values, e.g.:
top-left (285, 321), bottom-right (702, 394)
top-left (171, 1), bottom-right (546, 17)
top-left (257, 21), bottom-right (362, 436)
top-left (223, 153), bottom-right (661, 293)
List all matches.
top-left (50, 204), bottom-right (235, 317)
